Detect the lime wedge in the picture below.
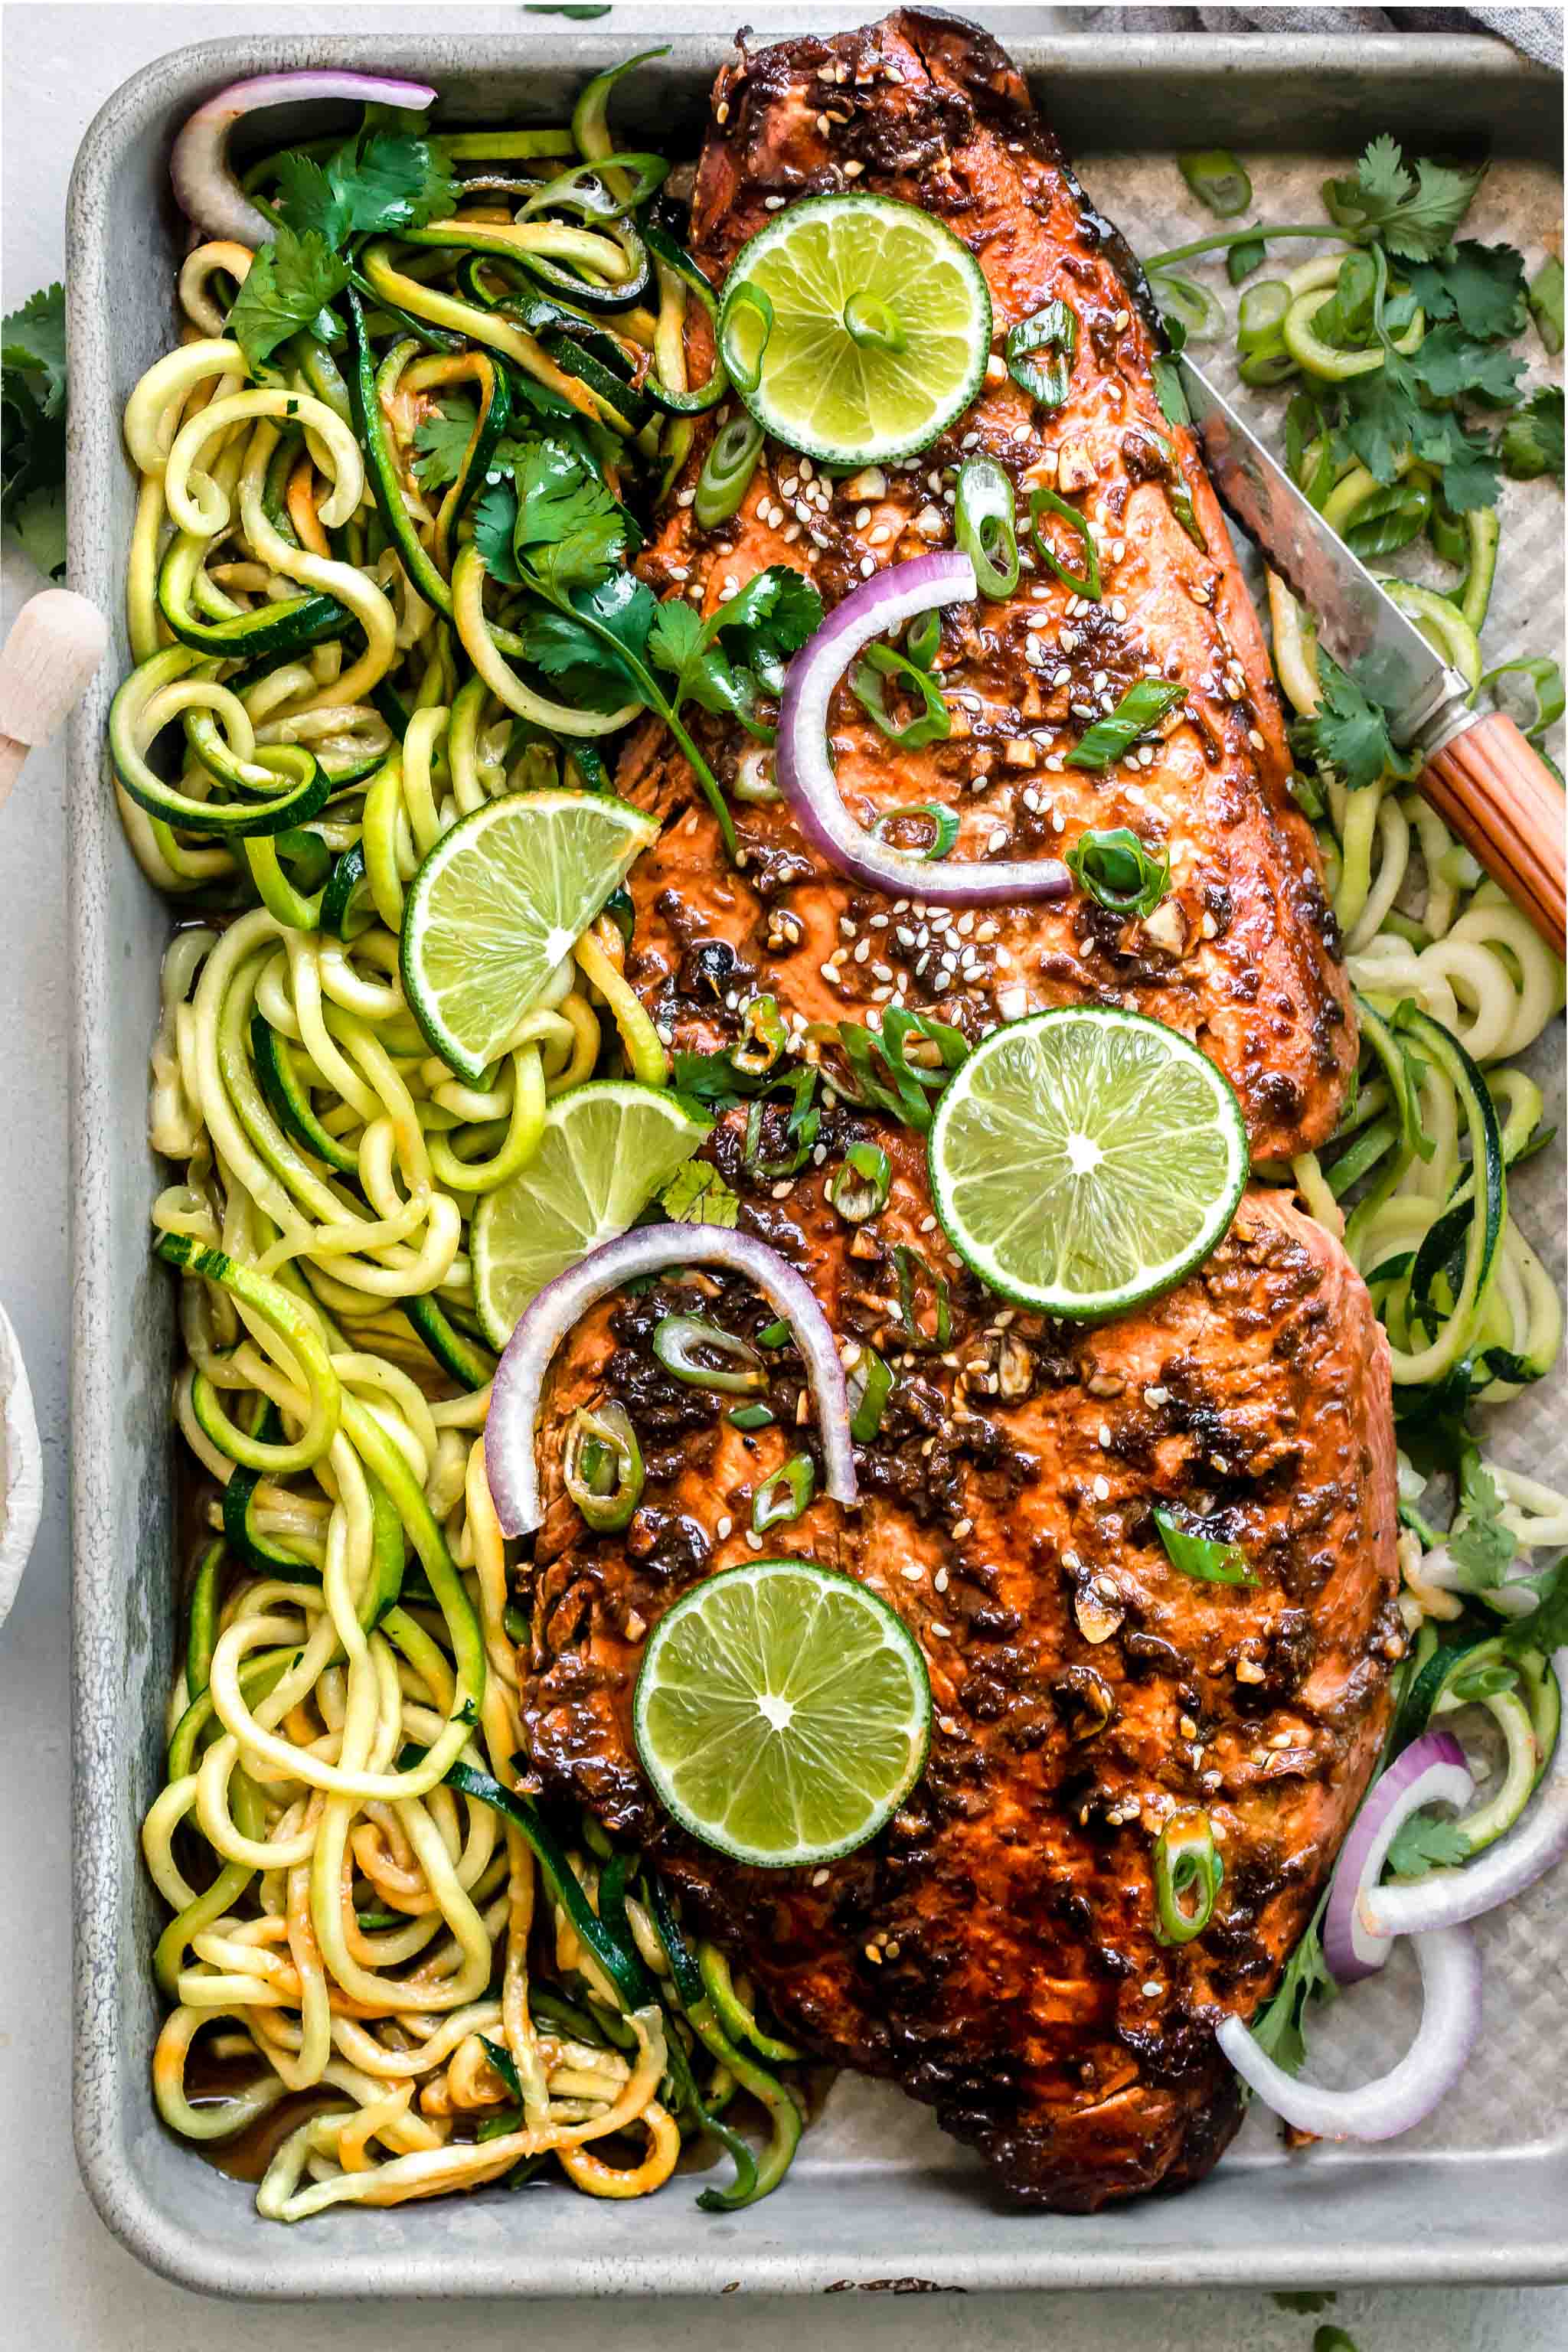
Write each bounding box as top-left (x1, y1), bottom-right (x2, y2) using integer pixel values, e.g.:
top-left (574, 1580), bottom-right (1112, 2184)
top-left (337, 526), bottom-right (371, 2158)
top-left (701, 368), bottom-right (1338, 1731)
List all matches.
top-left (632, 1560), bottom-right (931, 1868)
top-left (400, 792), bottom-right (657, 1083)
top-left (718, 194), bottom-right (991, 466)
top-left (929, 1008), bottom-right (1250, 1321)
top-left (471, 1080), bottom-right (709, 1347)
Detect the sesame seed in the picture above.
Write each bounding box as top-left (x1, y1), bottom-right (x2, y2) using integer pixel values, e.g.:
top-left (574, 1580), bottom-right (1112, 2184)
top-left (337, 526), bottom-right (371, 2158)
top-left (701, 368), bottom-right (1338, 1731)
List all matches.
top-left (812, 1867), bottom-right (830, 1886)
top-left (716, 1515), bottom-right (733, 1540)
top-left (1141, 1978), bottom-right (1162, 1998)
top-left (1098, 1423), bottom-right (1112, 1448)
top-left (1093, 1475), bottom-right (1111, 1501)
top-left (716, 100), bottom-right (730, 123)
top-left (854, 505), bottom-right (872, 530)
top-left (764, 194), bottom-right (785, 211)
top-left (1144, 1385), bottom-right (1168, 1406)
top-left (780, 475), bottom-right (799, 498)
top-left (675, 487), bottom-right (696, 508)
top-left (929, 1622), bottom-right (951, 1639)
top-left (843, 159), bottom-right (864, 179)
top-left (859, 554), bottom-right (877, 577)
top-left (901, 1563), bottom-right (926, 1583)
top-left (746, 1530), bottom-right (763, 1550)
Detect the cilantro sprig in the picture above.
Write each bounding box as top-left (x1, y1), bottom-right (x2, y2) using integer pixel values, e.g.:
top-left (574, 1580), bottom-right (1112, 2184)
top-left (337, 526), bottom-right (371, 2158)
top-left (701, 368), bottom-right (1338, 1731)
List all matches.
top-left (2, 281), bottom-right (67, 577)
top-left (474, 432), bottom-right (822, 858)
top-left (227, 124), bottom-right (457, 376)
top-left (1289, 648), bottom-right (1406, 793)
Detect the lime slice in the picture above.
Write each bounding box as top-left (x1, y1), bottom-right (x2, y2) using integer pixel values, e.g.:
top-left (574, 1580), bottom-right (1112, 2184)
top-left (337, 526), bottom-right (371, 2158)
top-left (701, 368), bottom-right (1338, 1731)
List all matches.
top-left (632, 1560), bottom-right (931, 1868)
top-left (401, 791), bottom-right (657, 1083)
top-left (929, 1008), bottom-right (1250, 1321)
top-left (472, 1080), bottom-right (708, 1347)
top-left (718, 194), bottom-right (991, 466)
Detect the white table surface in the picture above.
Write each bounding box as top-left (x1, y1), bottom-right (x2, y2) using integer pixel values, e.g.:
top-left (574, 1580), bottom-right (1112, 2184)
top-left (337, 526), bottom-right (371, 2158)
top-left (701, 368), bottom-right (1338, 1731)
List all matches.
top-left (2, 3), bottom-right (1563, 2344)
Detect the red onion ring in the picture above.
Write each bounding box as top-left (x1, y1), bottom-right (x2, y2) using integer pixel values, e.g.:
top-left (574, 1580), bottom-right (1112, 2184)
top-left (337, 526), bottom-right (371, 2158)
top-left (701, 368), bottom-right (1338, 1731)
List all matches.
top-left (1323, 1730), bottom-right (1474, 1984)
top-left (484, 1224), bottom-right (858, 1538)
top-left (1360, 1649), bottom-right (1568, 1942)
top-left (1217, 1923), bottom-right (1482, 2141)
top-left (171, 72), bottom-right (437, 244)
top-left (776, 553), bottom-right (1073, 906)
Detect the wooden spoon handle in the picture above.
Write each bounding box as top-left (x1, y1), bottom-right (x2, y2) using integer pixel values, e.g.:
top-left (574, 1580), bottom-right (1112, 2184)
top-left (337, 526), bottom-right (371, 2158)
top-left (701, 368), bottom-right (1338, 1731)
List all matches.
top-left (1419, 710), bottom-right (1566, 953)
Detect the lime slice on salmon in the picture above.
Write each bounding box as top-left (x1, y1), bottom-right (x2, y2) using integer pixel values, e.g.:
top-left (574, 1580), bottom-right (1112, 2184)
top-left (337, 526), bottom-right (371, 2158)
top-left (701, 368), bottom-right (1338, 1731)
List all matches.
top-left (400, 792), bottom-right (656, 1084)
top-left (928, 1007), bottom-right (1250, 1321)
top-left (632, 1558), bottom-right (932, 1868)
top-left (718, 193), bottom-right (991, 465)
top-left (471, 1080), bottom-right (709, 1347)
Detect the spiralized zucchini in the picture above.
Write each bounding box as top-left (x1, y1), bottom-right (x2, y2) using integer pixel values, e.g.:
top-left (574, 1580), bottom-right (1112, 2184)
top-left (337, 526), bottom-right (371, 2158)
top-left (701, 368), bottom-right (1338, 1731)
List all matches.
top-left (1266, 572), bottom-right (1566, 1608)
top-left (124, 75), bottom-right (808, 2223)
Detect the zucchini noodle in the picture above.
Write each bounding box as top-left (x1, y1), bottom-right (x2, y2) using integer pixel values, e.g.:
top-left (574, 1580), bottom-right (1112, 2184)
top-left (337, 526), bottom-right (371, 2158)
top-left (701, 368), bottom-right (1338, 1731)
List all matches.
top-left (1266, 571), bottom-right (1566, 1619)
top-left (120, 73), bottom-right (807, 2224)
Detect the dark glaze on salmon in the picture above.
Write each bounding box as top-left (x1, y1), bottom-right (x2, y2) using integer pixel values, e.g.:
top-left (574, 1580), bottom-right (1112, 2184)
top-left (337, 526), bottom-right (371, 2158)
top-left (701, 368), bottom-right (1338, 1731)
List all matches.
top-left (616, 9), bottom-right (1356, 1161)
top-left (515, 1112), bottom-right (1402, 2209)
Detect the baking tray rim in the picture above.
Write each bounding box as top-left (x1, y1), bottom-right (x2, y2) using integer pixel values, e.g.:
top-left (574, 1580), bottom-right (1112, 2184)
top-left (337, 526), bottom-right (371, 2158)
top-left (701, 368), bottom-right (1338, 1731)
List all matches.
top-left (65, 19), bottom-right (1568, 2302)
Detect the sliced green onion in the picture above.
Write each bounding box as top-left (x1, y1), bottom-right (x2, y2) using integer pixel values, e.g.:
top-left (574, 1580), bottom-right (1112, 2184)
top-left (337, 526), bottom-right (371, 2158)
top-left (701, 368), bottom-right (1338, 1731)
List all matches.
top-left (850, 641), bottom-right (952, 749)
top-left (828, 1141), bottom-right (892, 1224)
top-left (756, 1318), bottom-right (792, 1348)
top-left (1345, 476), bottom-right (1432, 560)
top-left (1153, 1506), bottom-right (1256, 1586)
top-left (904, 608), bottom-right (942, 671)
top-left (694, 414), bottom-right (765, 528)
top-left (1006, 299), bottom-right (1076, 410)
top-left (1152, 270), bottom-right (1225, 344)
top-left (1236, 338), bottom-right (1298, 387)
top-left (1067, 826), bottom-right (1171, 919)
top-left (954, 457), bottom-right (1020, 600)
top-left (562, 1400), bottom-right (643, 1533)
top-left (727, 1402), bottom-right (776, 1431)
top-left (719, 281), bottom-right (773, 395)
top-left (843, 292), bottom-right (906, 354)
top-left (847, 1344), bottom-right (893, 1442)
top-left (1153, 1808), bottom-right (1223, 1945)
top-left (1178, 150), bottom-right (1253, 219)
top-left (1529, 255), bottom-right (1564, 355)
top-left (1478, 655), bottom-right (1566, 743)
top-left (870, 802), bottom-right (960, 861)
top-left (651, 1315), bottom-right (766, 1394)
top-left (1027, 483), bottom-right (1100, 599)
top-left (1066, 679), bottom-right (1185, 772)
top-left (1236, 279), bottom-right (1291, 354)
top-left (752, 1452), bottom-right (815, 1534)
top-left (1429, 492), bottom-right (1470, 570)
top-left (894, 1244), bottom-right (951, 1351)
top-left (732, 992), bottom-right (786, 1077)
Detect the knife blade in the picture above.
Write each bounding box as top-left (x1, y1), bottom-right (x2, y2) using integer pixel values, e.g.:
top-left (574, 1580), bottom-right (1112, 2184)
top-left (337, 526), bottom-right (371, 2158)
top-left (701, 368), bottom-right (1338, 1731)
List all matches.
top-left (1178, 354), bottom-right (1468, 750)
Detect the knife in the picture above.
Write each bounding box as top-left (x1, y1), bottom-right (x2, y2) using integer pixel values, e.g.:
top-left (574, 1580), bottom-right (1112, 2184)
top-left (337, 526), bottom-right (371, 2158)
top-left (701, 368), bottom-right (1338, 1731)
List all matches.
top-left (1181, 355), bottom-right (1566, 951)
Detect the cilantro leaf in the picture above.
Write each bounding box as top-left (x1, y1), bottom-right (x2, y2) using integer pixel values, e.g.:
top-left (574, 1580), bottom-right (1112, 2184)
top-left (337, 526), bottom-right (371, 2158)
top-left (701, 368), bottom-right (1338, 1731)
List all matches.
top-left (648, 564), bottom-right (823, 737)
top-left (1326, 136), bottom-right (1484, 261)
top-left (1405, 323), bottom-right (1526, 407)
top-left (511, 437), bottom-right (627, 594)
top-left (2, 282), bottom-right (67, 576)
top-left (1248, 1909), bottom-right (1337, 2077)
top-left (1386, 1810), bottom-right (1471, 1880)
top-left (274, 129), bottom-right (456, 246)
top-left (2, 281), bottom-right (67, 417)
top-left (524, 570), bottom-right (658, 712)
top-left (1500, 385), bottom-right (1565, 482)
top-left (1446, 1455), bottom-right (1519, 1589)
top-left (412, 397), bottom-right (479, 489)
top-left (1404, 240), bottom-right (1528, 341)
top-left (226, 225), bottom-right (351, 373)
top-left (1292, 649), bottom-right (1398, 791)
top-left (661, 1161), bottom-right (739, 1227)
top-left (472, 479), bottom-right (523, 585)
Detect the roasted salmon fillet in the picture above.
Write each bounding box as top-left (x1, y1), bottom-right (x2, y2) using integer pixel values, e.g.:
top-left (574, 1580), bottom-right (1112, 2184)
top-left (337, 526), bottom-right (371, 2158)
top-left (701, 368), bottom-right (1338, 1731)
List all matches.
top-left (515, 1109), bottom-right (1402, 2209)
top-left (616, 8), bottom-right (1356, 1161)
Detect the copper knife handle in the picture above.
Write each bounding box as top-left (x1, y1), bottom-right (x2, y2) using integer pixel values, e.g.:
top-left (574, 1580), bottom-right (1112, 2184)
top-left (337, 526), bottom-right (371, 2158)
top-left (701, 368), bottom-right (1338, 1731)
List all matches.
top-left (1419, 709), bottom-right (1566, 954)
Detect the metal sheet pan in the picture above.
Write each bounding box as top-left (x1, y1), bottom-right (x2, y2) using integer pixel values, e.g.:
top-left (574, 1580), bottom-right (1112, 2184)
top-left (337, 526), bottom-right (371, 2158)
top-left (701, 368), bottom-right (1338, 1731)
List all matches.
top-left (66, 19), bottom-right (1566, 2300)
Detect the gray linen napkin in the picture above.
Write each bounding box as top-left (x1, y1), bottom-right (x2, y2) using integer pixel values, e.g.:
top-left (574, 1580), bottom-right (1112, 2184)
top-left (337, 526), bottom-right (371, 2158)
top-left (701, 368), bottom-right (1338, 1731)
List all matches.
top-left (1075, 5), bottom-right (1563, 71)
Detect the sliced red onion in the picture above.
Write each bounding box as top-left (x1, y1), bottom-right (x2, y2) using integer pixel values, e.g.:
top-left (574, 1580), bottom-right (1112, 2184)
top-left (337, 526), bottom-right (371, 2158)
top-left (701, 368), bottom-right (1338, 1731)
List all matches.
top-left (1217, 1923), bottom-right (1482, 2141)
top-left (485, 1225), bottom-right (858, 1538)
top-left (1323, 1730), bottom-right (1474, 1984)
top-left (776, 554), bottom-right (1073, 907)
top-left (1361, 1650), bottom-right (1568, 1941)
top-left (172, 72), bottom-right (437, 244)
